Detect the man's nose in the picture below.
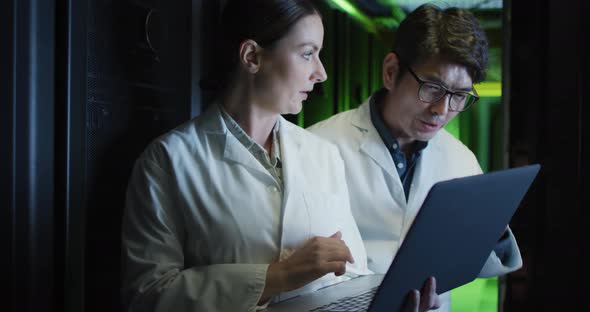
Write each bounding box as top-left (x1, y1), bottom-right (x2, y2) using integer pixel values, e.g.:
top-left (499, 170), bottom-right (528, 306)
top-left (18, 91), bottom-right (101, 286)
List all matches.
top-left (430, 93), bottom-right (451, 116)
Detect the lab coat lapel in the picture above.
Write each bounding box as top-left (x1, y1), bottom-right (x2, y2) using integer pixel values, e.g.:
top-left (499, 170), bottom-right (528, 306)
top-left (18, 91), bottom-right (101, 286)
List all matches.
top-left (353, 101), bottom-right (400, 180)
top-left (359, 139), bottom-right (399, 179)
top-left (408, 141), bottom-right (438, 210)
top-left (278, 119), bottom-right (302, 198)
top-left (222, 136), bottom-right (269, 174)
top-left (277, 118), bottom-right (311, 249)
top-left (404, 143), bottom-right (438, 239)
top-left (352, 101), bottom-right (406, 202)
top-left (202, 104), bottom-right (273, 177)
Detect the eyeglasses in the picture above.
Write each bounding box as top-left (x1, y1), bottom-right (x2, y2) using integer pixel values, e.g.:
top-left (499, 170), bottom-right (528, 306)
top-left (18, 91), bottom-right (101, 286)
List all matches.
top-left (405, 65), bottom-right (479, 112)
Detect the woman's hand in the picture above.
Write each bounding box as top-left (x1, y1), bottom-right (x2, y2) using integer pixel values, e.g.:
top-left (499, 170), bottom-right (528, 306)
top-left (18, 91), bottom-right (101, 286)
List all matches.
top-left (259, 231), bottom-right (354, 303)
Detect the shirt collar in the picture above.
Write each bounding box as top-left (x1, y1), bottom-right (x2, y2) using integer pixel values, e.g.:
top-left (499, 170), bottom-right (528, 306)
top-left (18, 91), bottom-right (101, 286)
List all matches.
top-left (219, 105), bottom-right (281, 168)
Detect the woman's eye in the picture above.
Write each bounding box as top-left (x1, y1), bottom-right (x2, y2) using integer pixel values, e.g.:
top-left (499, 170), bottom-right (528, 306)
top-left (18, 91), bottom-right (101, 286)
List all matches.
top-left (303, 51), bottom-right (313, 60)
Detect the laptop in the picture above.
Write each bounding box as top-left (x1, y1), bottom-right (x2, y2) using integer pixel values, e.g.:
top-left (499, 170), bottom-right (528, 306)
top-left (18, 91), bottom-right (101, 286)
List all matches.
top-left (267, 164), bottom-right (540, 312)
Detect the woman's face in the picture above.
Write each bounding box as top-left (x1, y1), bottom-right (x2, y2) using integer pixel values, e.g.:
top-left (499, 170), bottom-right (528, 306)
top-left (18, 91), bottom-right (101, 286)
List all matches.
top-left (253, 13), bottom-right (327, 115)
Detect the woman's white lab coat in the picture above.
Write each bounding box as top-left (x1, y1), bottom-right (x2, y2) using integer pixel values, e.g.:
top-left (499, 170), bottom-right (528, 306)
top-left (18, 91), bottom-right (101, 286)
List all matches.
top-left (122, 104), bottom-right (370, 312)
top-left (309, 99), bottom-right (523, 312)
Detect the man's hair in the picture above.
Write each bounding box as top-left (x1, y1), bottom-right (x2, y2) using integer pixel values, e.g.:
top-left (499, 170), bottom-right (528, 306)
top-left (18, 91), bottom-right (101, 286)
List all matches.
top-left (393, 4), bottom-right (489, 83)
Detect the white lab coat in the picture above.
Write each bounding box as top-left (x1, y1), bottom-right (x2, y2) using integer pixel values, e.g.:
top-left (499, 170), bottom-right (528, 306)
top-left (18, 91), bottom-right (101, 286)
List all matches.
top-left (309, 99), bottom-right (522, 311)
top-left (122, 104), bottom-right (370, 312)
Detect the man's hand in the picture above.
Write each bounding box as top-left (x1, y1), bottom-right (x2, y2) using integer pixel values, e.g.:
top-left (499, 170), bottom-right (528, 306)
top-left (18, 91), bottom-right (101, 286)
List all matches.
top-left (402, 277), bottom-right (441, 312)
top-left (259, 231), bottom-right (354, 303)
top-left (499, 226), bottom-right (509, 241)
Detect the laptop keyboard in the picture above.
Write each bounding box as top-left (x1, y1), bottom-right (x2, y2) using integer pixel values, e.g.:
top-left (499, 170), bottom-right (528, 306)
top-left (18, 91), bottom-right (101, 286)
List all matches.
top-left (309, 287), bottom-right (378, 312)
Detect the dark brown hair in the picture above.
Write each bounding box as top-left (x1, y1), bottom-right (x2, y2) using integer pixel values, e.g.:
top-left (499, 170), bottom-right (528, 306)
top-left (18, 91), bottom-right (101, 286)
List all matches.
top-left (204, 0), bottom-right (321, 91)
top-left (393, 4), bottom-right (489, 83)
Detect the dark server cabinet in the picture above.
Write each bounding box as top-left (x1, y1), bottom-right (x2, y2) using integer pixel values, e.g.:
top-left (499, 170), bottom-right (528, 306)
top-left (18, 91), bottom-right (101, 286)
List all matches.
top-left (505, 0), bottom-right (590, 310)
top-left (3, 0), bottom-right (57, 311)
top-left (82, 1), bottom-right (192, 311)
top-left (4, 0), bottom-right (194, 311)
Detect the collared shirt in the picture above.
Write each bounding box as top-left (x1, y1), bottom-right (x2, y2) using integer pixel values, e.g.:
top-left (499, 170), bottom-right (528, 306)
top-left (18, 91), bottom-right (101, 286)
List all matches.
top-left (220, 106), bottom-right (283, 189)
top-left (369, 88), bottom-right (428, 202)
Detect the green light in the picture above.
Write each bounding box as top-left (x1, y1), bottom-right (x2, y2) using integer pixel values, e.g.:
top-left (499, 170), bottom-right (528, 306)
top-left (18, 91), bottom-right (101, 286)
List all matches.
top-left (325, 0), bottom-right (377, 33)
top-left (452, 278), bottom-right (498, 312)
top-left (475, 82), bottom-right (502, 97)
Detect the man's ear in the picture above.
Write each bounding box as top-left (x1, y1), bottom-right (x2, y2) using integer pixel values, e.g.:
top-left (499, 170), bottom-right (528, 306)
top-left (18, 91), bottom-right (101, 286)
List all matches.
top-left (239, 39), bottom-right (263, 74)
top-left (383, 52), bottom-right (401, 90)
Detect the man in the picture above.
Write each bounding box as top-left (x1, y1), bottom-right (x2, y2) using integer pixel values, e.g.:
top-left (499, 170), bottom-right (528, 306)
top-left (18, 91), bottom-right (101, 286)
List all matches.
top-left (309, 4), bottom-right (522, 311)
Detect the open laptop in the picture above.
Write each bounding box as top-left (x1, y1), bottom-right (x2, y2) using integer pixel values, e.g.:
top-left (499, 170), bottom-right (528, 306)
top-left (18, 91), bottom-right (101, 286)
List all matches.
top-left (268, 164), bottom-right (540, 312)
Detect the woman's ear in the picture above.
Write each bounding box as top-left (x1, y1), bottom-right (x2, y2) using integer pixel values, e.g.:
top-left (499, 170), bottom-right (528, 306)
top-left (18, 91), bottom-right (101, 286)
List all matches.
top-left (382, 52), bottom-right (401, 90)
top-left (239, 39), bottom-right (262, 74)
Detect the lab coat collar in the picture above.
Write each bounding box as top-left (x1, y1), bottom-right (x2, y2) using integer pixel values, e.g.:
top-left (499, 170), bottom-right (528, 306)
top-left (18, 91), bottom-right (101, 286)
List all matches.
top-left (201, 104), bottom-right (280, 180)
top-left (348, 98), bottom-right (407, 208)
top-left (200, 103), bottom-right (227, 134)
top-left (277, 118), bottom-right (303, 198)
top-left (352, 98), bottom-right (439, 209)
top-left (352, 99), bottom-right (402, 181)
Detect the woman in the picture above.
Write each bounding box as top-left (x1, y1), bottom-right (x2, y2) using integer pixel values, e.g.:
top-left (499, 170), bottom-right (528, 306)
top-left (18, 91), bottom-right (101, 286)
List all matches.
top-left (121, 1), bottom-right (370, 311)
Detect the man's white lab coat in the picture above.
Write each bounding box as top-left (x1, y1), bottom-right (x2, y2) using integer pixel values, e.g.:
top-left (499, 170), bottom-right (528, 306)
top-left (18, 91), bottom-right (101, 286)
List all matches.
top-left (122, 104), bottom-right (370, 312)
top-left (309, 99), bottom-right (522, 311)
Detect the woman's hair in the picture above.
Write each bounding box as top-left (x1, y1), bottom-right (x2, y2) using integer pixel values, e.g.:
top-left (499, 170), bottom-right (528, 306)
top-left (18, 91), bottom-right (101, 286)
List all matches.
top-left (393, 4), bottom-right (489, 83)
top-left (203, 0), bottom-right (320, 91)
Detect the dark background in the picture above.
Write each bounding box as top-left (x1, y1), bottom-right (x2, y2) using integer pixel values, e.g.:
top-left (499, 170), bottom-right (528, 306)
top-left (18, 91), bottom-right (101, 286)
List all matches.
top-left (2, 0), bottom-right (588, 311)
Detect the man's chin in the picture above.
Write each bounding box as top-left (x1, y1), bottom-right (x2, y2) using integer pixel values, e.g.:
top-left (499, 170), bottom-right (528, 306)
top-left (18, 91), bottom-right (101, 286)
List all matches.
top-left (415, 131), bottom-right (439, 142)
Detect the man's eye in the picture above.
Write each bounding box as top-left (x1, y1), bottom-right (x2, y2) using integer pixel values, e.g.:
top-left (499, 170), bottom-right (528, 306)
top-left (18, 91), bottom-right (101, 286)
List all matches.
top-left (454, 93), bottom-right (467, 101)
top-left (424, 83), bottom-right (442, 92)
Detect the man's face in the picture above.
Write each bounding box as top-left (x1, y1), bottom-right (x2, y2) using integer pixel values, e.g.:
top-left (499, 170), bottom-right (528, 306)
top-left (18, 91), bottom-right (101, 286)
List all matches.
top-left (382, 55), bottom-right (473, 145)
